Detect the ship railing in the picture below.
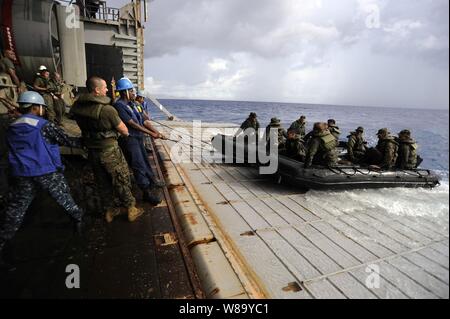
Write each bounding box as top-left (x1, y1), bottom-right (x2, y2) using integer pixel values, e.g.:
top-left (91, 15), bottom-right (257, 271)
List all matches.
top-left (56, 0), bottom-right (120, 22)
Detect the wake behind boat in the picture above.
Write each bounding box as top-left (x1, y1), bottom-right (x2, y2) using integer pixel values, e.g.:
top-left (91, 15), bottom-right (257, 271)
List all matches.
top-left (211, 134), bottom-right (441, 190)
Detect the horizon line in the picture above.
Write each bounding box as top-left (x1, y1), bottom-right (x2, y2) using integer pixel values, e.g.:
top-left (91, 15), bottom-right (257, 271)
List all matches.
top-left (153, 97), bottom-right (450, 112)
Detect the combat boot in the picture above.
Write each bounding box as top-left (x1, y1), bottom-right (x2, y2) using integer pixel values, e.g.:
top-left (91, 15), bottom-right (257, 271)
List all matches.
top-left (143, 188), bottom-right (162, 206)
top-left (153, 180), bottom-right (166, 188)
top-left (128, 206), bottom-right (144, 222)
top-left (105, 207), bottom-right (122, 223)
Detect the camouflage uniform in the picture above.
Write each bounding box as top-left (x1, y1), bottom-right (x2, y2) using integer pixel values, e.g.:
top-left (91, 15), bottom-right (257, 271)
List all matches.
top-left (265, 119), bottom-right (287, 148)
top-left (49, 78), bottom-right (65, 125)
top-left (289, 120), bottom-right (306, 140)
top-left (0, 71), bottom-right (17, 200)
top-left (0, 173), bottom-right (84, 251)
top-left (240, 118), bottom-right (260, 132)
top-left (305, 130), bottom-right (339, 168)
top-left (0, 121), bottom-right (83, 252)
top-left (283, 136), bottom-right (306, 161)
top-left (396, 138), bottom-right (418, 170)
top-left (376, 137), bottom-right (399, 169)
top-left (71, 94), bottom-right (136, 212)
top-left (328, 125), bottom-right (341, 141)
top-left (347, 132), bottom-right (367, 163)
top-left (33, 75), bottom-right (55, 122)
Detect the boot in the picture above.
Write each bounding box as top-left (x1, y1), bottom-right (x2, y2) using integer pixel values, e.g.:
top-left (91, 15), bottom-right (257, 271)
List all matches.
top-left (143, 188), bottom-right (162, 206)
top-left (128, 206), bottom-right (144, 223)
top-left (72, 209), bottom-right (85, 235)
top-left (153, 180), bottom-right (166, 188)
top-left (105, 207), bottom-right (122, 223)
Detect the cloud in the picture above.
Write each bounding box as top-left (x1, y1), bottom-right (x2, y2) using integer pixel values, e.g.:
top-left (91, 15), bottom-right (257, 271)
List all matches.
top-left (136, 0), bottom-right (449, 109)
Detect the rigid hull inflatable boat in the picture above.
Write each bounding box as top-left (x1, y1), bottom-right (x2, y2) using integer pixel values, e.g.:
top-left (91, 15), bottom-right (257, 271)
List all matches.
top-left (211, 134), bottom-right (440, 190)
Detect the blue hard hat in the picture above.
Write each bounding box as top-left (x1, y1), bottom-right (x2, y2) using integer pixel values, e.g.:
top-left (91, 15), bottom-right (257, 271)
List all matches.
top-left (136, 90), bottom-right (146, 98)
top-left (17, 91), bottom-right (46, 108)
top-left (116, 77), bottom-right (134, 91)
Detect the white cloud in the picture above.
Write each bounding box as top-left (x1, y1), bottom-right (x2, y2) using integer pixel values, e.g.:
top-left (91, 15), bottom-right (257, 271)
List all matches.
top-left (208, 58), bottom-right (229, 72)
top-left (141, 0), bottom-right (449, 109)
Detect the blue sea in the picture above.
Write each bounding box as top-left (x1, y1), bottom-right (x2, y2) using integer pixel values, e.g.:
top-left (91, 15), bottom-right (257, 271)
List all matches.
top-left (154, 99), bottom-right (449, 180)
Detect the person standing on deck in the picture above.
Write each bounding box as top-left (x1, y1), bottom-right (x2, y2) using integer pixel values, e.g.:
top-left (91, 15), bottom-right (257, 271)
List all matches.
top-left (113, 78), bottom-right (164, 207)
top-left (70, 76), bottom-right (143, 223)
top-left (33, 67), bottom-right (56, 123)
top-left (0, 49), bottom-right (22, 92)
top-left (49, 72), bottom-right (66, 126)
top-left (0, 92), bottom-right (84, 269)
top-left (135, 90), bottom-right (166, 144)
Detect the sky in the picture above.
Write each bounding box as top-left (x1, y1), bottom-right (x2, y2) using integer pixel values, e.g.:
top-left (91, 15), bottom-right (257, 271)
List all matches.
top-left (109, 0), bottom-right (449, 109)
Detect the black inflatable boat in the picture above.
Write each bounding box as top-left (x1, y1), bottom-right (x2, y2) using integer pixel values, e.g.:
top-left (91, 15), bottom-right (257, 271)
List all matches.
top-left (211, 134), bottom-right (440, 190)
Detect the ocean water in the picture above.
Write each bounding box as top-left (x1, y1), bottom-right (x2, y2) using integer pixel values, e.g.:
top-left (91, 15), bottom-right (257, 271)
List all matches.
top-left (155, 99), bottom-right (449, 178)
top-left (153, 99), bottom-right (449, 221)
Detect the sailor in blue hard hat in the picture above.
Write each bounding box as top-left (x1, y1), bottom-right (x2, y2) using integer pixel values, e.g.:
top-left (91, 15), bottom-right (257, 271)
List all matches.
top-left (134, 89), bottom-right (165, 142)
top-left (0, 91), bottom-right (84, 269)
top-left (113, 78), bottom-right (165, 206)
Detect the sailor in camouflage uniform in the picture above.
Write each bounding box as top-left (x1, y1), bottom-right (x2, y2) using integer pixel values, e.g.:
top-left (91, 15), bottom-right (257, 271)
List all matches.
top-left (0, 67), bottom-right (17, 202)
top-left (396, 130), bottom-right (421, 169)
top-left (327, 119), bottom-right (341, 141)
top-left (265, 118), bottom-right (288, 151)
top-left (282, 129), bottom-right (306, 161)
top-left (49, 72), bottom-right (66, 125)
top-left (235, 112), bottom-right (260, 137)
top-left (71, 76), bottom-right (142, 223)
top-left (33, 67), bottom-right (56, 123)
top-left (304, 122), bottom-right (339, 168)
top-left (366, 128), bottom-right (399, 170)
top-left (347, 126), bottom-right (368, 164)
top-left (288, 115), bottom-right (307, 140)
top-left (0, 92), bottom-right (84, 267)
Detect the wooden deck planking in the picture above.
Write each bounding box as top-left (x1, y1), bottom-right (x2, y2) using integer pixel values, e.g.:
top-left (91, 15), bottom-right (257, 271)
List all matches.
top-left (311, 221), bottom-right (378, 264)
top-left (234, 234), bottom-right (313, 299)
top-left (243, 198), bottom-right (291, 228)
top-left (327, 272), bottom-right (378, 299)
top-left (338, 215), bottom-right (409, 254)
top-left (277, 227), bottom-right (343, 275)
top-left (261, 197), bottom-right (310, 226)
top-left (327, 219), bottom-right (396, 258)
top-left (376, 262), bottom-right (438, 299)
top-left (354, 212), bottom-right (427, 249)
top-left (288, 195), bottom-right (337, 220)
top-left (157, 123), bottom-right (449, 299)
top-left (403, 252), bottom-right (449, 284)
top-left (388, 256), bottom-right (449, 299)
top-left (303, 279), bottom-right (347, 299)
top-left (417, 247), bottom-right (449, 270)
top-left (349, 267), bottom-right (409, 299)
top-left (294, 224), bottom-right (362, 269)
top-left (257, 229), bottom-right (322, 281)
top-left (364, 211), bottom-right (438, 245)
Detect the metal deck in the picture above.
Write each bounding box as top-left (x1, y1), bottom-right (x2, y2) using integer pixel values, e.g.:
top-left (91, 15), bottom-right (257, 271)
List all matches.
top-left (0, 120), bottom-right (204, 299)
top-left (156, 120), bottom-right (449, 299)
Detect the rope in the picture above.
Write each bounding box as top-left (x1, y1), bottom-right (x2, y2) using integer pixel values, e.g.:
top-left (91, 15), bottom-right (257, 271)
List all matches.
top-left (151, 120), bottom-right (213, 146)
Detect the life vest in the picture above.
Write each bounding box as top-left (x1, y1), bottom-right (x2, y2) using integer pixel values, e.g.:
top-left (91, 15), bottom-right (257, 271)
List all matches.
top-left (319, 132), bottom-right (337, 151)
top-left (7, 114), bottom-right (62, 177)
